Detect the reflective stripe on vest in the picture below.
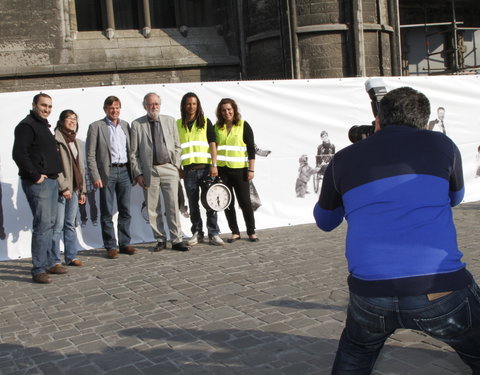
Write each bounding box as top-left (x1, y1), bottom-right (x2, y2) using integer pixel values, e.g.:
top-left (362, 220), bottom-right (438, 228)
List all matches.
top-left (215, 120), bottom-right (248, 168)
top-left (177, 117), bottom-right (211, 166)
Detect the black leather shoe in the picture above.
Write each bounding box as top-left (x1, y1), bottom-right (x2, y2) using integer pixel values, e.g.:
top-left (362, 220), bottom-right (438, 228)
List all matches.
top-left (153, 241), bottom-right (167, 252)
top-left (227, 235), bottom-right (241, 243)
top-left (172, 242), bottom-right (190, 251)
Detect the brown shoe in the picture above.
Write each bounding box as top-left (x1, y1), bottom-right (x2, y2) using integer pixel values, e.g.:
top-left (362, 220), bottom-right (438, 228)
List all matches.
top-left (32, 273), bottom-right (52, 284)
top-left (46, 264), bottom-right (68, 274)
top-left (107, 249), bottom-right (119, 259)
top-left (68, 259), bottom-right (84, 267)
top-left (119, 245), bottom-right (136, 255)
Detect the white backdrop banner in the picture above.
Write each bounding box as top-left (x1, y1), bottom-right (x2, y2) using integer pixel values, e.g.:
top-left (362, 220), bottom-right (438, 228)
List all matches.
top-left (1, 75), bottom-right (480, 260)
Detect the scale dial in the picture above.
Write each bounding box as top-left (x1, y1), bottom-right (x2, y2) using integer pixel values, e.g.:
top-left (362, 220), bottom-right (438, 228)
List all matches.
top-left (204, 183), bottom-right (231, 211)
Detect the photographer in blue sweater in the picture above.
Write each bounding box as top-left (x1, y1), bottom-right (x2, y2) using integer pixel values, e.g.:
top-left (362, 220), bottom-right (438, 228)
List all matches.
top-left (314, 86), bottom-right (480, 374)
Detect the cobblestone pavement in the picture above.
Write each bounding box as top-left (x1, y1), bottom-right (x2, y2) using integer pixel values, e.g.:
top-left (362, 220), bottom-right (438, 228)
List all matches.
top-left (0, 202), bottom-right (479, 375)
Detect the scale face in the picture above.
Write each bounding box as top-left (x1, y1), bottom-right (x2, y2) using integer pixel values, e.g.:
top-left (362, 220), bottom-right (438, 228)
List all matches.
top-left (201, 180), bottom-right (231, 212)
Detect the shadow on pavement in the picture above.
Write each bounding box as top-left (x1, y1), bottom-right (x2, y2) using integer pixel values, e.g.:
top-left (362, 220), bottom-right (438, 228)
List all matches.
top-left (0, 327), bottom-right (470, 374)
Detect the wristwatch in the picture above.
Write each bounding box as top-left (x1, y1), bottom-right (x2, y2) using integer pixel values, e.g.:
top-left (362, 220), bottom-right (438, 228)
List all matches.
top-left (201, 177), bottom-right (231, 211)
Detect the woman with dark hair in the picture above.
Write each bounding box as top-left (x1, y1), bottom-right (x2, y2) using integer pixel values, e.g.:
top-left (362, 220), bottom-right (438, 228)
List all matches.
top-left (215, 98), bottom-right (258, 242)
top-left (52, 110), bottom-right (87, 267)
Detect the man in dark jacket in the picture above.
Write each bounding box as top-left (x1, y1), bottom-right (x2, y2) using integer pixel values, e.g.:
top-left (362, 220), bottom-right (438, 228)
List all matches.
top-left (12, 93), bottom-right (66, 284)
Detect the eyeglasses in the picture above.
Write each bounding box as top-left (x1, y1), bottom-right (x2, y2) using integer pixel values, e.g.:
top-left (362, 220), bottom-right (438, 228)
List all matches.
top-left (66, 116), bottom-right (78, 122)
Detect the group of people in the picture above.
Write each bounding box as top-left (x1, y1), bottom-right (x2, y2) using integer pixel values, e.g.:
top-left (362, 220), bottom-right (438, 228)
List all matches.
top-left (13, 92), bottom-right (259, 284)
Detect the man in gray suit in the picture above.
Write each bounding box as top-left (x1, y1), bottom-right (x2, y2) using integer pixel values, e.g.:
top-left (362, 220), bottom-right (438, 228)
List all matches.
top-left (130, 93), bottom-right (189, 252)
top-left (86, 96), bottom-right (137, 259)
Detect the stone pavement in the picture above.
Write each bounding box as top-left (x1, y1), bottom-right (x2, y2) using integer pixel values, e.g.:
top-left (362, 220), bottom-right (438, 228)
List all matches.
top-left (0, 203), bottom-right (479, 375)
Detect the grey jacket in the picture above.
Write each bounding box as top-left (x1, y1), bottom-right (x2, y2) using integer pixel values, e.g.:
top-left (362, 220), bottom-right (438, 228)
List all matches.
top-left (86, 118), bottom-right (132, 185)
top-left (130, 114), bottom-right (181, 187)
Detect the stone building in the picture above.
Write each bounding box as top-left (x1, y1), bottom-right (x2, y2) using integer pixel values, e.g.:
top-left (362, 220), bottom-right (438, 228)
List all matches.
top-left (0, 0), bottom-right (478, 93)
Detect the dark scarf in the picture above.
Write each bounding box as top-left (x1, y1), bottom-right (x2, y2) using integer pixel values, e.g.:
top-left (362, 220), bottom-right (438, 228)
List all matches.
top-left (61, 129), bottom-right (83, 193)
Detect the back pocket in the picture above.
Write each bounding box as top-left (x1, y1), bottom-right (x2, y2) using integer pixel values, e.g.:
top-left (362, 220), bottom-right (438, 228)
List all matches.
top-left (414, 298), bottom-right (471, 338)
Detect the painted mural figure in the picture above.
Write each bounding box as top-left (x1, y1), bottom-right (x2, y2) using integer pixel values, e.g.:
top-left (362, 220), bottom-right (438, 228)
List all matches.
top-left (0, 159), bottom-right (5, 240)
top-left (476, 145), bottom-right (480, 178)
top-left (250, 144), bottom-right (271, 211)
top-left (78, 168), bottom-right (98, 227)
top-left (313, 130), bottom-right (335, 193)
top-left (428, 106), bottom-right (446, 135)
top-left (296, 154), bottom-right (316, 198)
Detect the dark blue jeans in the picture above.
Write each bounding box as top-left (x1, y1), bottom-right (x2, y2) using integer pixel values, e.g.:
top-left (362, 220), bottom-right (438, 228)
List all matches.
top-left (52, 192), bottom-right (80, 264)
top-left (332, 282), bottom-right (480, 374)
top-left (99, 165), bottom-right (131, 250)
top-left (22, 178), bottom-right (59, 275)
top-left (184, 166), bottom-right (219, 237)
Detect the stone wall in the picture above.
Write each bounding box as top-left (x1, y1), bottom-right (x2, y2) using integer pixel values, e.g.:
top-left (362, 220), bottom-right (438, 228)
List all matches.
top-left (0, 0), bottom-right (240, 93)
top-left (244, 0), bottom-right (396, 79)
top-left (244, 0), bottom-right (288, 79)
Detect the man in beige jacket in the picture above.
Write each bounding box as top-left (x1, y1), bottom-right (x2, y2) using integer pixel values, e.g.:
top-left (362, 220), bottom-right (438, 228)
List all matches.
top-left (130, 93), bottom-right (189, 252)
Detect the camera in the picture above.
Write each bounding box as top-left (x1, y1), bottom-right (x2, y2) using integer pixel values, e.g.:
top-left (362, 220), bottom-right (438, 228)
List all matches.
top-left (348, 78), bottom-right (387, 143)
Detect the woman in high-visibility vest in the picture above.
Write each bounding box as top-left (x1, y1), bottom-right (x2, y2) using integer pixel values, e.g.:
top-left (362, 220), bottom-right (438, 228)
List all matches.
top-left (214, 98), bottom-right (258, 242)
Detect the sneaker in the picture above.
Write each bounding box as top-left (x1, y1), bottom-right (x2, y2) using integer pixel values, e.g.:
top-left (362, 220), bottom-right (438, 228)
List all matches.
top-left (81, 221), bottom-right (87, 228)
top-left (92, 220), bottom-right (98, 226)
top-left (187, 232), bottom-right (204, 246)
top-left (209, 235), bottom-right (225, 246)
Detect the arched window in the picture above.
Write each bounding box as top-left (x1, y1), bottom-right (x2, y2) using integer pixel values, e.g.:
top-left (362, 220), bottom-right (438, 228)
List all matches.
top-left (73, 0), bottom-right (218, 38)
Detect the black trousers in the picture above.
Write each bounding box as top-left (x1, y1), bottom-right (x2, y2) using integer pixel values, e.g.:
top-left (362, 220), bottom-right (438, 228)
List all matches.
top-left (218, 167), bottom-right (256, 236)
top-left (0, 183), bottom-right (4, 239)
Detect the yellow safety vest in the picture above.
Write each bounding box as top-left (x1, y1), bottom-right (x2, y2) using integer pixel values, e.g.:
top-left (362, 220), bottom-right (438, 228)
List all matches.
top-left (215, 120), bottom-right (248, 168)
top-left (177, 117), bottom-right (211, 166)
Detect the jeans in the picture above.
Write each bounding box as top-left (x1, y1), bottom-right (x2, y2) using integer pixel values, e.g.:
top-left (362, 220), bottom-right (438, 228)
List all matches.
top-left (332, 282), bottom-right (480, 374)
top-left (184, 166), bottom-right (219, 237)
top-left (21, 178), bottom-right (59, 276)
top-left (79, 190), bottom-right (98, 223)
top-left (52, 192), bottom-right (79, 264)
top-left (99, 165), bottom-right (131, 250)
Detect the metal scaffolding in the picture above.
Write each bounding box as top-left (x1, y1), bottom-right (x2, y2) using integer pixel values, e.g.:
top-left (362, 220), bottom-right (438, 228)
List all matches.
top-left (400, 0), bottom-right (480, 75)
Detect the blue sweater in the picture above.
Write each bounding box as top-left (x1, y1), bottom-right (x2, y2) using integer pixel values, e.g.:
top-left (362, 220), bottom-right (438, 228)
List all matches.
top-left (314, 125), bottom-right (471, 296)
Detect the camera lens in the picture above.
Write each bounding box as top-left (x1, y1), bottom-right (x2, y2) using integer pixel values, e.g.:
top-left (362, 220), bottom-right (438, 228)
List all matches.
top-left (348, 125), bottom-right (375, 143)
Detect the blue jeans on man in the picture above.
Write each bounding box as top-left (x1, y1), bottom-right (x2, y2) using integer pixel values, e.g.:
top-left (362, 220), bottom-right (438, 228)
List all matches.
top-left (184, 166), bottom-right (219, 237)
top-left (22, 178), bottom-right (59, 276)
top-left (99, 165), bottom-right (131, 250)
top-left (52, 192), bottom-right (79, 264)
top-left (332, 281), bottom-right (480, 374)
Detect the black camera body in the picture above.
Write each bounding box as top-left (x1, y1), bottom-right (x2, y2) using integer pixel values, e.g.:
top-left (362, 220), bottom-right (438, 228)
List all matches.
top-left (348, 78), bottom-right (387, 143)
